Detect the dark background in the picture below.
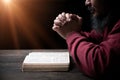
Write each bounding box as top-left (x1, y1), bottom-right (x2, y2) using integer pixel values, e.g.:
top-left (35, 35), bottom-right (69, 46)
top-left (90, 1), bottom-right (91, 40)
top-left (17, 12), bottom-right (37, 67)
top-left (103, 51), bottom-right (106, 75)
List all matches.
top-left (0, 0), bottom-right (90, 49)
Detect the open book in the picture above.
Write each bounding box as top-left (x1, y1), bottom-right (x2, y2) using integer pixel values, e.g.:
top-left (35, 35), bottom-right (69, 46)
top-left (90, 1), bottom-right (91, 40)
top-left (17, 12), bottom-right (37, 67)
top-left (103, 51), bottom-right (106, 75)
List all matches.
top-left (22, 51), bottom-right (70, 71)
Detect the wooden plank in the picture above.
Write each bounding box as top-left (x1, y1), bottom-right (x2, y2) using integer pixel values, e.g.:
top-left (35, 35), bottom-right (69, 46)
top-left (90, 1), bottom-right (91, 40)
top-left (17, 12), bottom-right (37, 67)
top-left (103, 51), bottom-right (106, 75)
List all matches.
top-left (0, 50), bottom-right (92, 80)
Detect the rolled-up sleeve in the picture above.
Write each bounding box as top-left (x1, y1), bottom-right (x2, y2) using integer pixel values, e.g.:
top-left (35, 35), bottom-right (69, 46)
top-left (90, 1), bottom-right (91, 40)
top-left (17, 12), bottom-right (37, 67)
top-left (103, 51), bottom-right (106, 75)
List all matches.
top-left (66, 20), bottom-right (120, 77)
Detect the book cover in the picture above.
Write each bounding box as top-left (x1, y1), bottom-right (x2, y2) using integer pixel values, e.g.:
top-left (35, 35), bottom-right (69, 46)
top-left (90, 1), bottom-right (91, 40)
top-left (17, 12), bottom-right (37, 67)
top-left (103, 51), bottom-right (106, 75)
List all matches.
top-left (22, 51), bottom-right (70, 71)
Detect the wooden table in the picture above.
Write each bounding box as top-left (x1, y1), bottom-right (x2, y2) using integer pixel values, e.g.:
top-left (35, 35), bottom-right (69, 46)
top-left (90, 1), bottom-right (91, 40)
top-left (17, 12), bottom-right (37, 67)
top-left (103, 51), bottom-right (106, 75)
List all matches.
top-left (0, 50), bottom-right (93, 80)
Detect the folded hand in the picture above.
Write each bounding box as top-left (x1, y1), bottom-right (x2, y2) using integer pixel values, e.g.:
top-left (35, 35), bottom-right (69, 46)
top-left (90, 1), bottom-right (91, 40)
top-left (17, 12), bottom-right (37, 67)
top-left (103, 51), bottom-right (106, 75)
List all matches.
top-left (52, 12), bottom-right (82, 39)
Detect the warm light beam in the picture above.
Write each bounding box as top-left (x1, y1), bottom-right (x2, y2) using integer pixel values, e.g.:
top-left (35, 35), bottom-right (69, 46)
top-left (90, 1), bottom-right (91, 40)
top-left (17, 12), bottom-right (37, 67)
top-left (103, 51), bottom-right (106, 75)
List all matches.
top-left (3, 0), bottom-right (12, 4)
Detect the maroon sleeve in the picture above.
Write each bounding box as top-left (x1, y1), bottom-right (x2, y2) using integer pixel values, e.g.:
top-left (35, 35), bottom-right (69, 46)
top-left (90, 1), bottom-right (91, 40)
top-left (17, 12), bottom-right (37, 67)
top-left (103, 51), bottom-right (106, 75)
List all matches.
top-left (66, 20), bottom-right (120, 77)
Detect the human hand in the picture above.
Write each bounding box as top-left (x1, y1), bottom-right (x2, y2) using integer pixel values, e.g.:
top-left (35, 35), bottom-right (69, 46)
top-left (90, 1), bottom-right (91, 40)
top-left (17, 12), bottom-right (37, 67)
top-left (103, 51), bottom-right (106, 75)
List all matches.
top-left (52, 12), bottom-right (82, 39)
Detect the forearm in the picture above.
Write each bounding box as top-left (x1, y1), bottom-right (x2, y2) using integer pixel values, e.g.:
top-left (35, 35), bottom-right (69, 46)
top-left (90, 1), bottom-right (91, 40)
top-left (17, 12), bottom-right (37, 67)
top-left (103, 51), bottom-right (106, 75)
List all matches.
top-left (66, 31), bottom-right (110, 77)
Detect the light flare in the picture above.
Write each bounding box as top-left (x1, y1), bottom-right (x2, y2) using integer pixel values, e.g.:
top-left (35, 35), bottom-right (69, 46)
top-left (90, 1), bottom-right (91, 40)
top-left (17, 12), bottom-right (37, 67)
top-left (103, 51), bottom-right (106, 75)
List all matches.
top-left (3, 0), bottom-right (12, 4)
top-left (0, 0), bottom-right (55, 49)
top-left (0, 0), bottom-right (42, 48)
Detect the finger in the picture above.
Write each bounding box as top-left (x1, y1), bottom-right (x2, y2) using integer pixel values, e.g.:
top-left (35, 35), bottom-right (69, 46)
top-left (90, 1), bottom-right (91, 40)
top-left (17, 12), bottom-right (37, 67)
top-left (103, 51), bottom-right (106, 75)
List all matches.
top-left (61, 12), bottom-right (66, 16)
top-left (65, 13), bottom-right (69, 19)
top-left (76, 15), bottom-right (82, 21)
top-left (65, 13), bottom-right (71, 21)
top-left (69, 13), bottom-right (73, 17)
top-left (58, 14), bottom-right (66, 21)
top-left (56, 17), bottom-right (59, 20)
top-left (54, 19), bottom-right (61, 23)
top-left (52, 25), bottom-right (60, 31)
top-left (54, 19), bottom-right (62, 26)
top-left (70, 14), bottom-right (81, 22)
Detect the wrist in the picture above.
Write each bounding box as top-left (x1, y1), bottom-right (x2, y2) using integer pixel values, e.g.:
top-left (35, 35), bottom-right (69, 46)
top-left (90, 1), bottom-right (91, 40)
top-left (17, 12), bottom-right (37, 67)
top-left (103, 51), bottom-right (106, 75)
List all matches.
top-left (65, 31), bottom-right (79, 39)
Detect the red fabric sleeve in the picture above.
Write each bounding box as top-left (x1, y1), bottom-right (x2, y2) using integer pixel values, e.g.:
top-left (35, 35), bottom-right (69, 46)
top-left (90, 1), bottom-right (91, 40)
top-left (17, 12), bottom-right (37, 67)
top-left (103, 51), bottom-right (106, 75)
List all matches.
top-left (66, 20), bottom-right (120, 77)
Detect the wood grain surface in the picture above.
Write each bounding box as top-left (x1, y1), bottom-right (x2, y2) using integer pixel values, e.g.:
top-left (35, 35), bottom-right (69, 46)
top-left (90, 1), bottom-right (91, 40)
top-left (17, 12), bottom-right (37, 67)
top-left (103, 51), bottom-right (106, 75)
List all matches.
top-left (0, 50), bottom-right (92, 80)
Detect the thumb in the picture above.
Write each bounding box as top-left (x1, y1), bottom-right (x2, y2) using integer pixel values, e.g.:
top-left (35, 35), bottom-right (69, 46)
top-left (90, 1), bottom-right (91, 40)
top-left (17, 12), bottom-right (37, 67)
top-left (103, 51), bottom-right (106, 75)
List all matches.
top-left (70, 14), bottom-right (82, 22)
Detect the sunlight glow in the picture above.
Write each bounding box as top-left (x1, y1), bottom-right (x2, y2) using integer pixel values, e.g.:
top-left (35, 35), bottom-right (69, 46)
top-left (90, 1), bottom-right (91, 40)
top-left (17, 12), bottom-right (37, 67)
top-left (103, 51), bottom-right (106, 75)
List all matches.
top-left (0, 0), bottom-right (52, 49)
top-left (3, 0), bottom-right (12, 4)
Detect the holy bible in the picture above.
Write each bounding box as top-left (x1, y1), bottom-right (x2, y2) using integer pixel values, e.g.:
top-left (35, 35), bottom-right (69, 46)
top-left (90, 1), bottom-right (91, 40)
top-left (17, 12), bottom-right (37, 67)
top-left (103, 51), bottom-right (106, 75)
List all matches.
top-left (22, 51), bottom-right (70, 71)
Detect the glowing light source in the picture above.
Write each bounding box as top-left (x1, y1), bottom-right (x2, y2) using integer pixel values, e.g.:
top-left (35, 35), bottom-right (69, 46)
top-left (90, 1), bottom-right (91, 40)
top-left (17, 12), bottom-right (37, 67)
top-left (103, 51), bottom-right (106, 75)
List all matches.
top-left (3, 0), bottom-right (12, 4)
